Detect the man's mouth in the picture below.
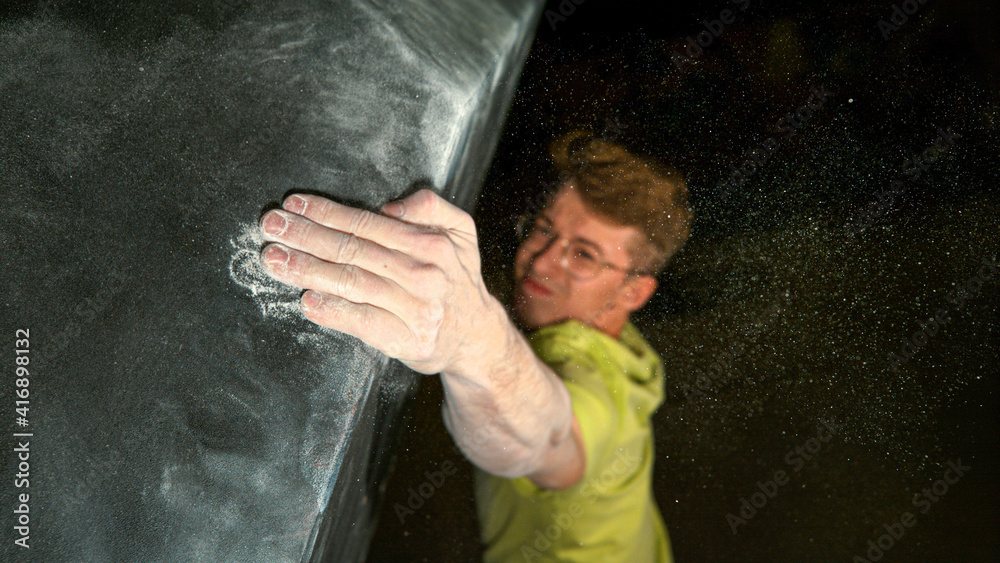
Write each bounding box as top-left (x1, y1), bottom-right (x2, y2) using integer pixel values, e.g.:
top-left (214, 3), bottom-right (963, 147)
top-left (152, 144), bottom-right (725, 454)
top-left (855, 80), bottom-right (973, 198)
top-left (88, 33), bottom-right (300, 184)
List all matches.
top-left (521, 276), bottom-right (553, 297)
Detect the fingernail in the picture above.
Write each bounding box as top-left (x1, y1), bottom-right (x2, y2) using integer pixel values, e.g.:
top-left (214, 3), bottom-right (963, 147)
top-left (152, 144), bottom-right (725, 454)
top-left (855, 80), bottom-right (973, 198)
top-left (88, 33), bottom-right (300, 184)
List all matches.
top-left (381, 201), bottom-right (404, 218)
top-left (264, 244), bottom-right (288, 266)
top-left (262, 211), bottom-right (287, 236)
top-left (283, 195), bottom-right (306, 214)
top-left (302, 290), bottom-right (321, 309)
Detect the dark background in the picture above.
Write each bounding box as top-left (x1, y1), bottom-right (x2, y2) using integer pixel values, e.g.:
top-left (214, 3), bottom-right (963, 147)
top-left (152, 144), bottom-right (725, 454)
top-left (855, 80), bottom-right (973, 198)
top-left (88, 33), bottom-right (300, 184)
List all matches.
top-left (369, 1), bottom-right (998, 562)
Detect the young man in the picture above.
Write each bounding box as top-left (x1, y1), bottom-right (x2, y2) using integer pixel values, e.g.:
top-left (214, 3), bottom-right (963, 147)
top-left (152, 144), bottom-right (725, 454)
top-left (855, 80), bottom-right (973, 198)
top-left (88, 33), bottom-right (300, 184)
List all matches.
top-left (258, 131), bottom-right (692, 561)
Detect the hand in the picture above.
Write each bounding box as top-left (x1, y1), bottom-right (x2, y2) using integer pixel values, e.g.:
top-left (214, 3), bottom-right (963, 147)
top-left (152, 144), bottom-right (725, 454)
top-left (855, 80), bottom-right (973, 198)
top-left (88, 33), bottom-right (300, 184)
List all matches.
top-left (258, 189), bottom-right (506, 375)
top-left (258, 189), bottom-right (582, 484)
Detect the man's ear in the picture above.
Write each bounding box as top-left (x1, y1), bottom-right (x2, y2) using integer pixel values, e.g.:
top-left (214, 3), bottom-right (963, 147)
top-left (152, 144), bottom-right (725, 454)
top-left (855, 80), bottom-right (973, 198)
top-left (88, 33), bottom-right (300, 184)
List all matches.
top-left (619, 275), bottom-right (658, 313)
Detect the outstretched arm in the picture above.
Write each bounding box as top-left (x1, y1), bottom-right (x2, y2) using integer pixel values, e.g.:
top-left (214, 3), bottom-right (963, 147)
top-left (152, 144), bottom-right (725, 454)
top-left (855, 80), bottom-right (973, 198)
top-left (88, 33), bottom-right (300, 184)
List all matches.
top-left (259, 189), bottom-right (584, 488)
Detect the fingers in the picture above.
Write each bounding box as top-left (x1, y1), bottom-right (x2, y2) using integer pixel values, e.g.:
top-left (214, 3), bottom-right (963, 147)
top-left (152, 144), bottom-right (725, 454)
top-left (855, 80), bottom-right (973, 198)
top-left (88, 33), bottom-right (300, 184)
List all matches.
top-left (300, 289), bottom-right (410, 360)
top-left (261, 208), bottom-right (414, 285)
top-left (263, 192), bottom-right (478, 287)
top-left (300, 289), bottom-right (442, 374)
top-left (381, 189), bottom-right (476, 234)
top-left (281, 193), bottom-right (424, 254)
top-left (261, 242), bottom-right (420, 315)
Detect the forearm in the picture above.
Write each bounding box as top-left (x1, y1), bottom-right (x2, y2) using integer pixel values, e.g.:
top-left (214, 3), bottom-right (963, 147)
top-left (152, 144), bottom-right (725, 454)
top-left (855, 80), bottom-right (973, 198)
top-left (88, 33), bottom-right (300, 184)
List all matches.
top-left (438, 300), bottom-right (575, 478)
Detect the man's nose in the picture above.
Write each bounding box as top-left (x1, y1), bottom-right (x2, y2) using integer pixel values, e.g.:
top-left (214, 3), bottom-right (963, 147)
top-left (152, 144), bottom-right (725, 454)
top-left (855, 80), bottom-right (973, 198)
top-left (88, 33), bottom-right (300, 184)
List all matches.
top-left (528, 236), bottom-right (565, 277)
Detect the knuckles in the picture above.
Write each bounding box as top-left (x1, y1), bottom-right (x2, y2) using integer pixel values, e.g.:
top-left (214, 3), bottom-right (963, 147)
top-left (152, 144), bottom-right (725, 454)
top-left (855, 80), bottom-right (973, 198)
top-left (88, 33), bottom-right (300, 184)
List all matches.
top-left (346, 206), bottom-right (378, 237)
top-left (407, 300), bottom-right (445, 362)
top-left (408, 189), bottom-right (476, 233)
top-left (414, 231), bottom-right (455, 261)
top-left (332, 264), bottom-right (363, 297)
top-left (419, 301), bottom-right (446, 332)
top-left (410, 329), bottom-right (439, 361)
top-left (381, 336), bottom-right (405, 359)
top-left (455, 210), bottom-right (476, 233)
top-left (418, 263), bottom-right (447, 291)
top-left (334, 231), bottom-right (364, 264)
top-left (409, 188), bottom-right (441, 214)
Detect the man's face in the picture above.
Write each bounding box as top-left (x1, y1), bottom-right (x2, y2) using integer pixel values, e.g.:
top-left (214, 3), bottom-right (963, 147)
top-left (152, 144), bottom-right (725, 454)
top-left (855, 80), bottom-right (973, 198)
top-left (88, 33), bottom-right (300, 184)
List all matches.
top-left (513, 184), bottom-right (649, 335)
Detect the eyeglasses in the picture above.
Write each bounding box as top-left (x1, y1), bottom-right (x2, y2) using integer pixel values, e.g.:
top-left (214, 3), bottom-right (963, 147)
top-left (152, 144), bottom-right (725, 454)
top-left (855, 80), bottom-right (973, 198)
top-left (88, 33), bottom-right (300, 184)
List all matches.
top-left (515, 215), bottom-right (648, 280)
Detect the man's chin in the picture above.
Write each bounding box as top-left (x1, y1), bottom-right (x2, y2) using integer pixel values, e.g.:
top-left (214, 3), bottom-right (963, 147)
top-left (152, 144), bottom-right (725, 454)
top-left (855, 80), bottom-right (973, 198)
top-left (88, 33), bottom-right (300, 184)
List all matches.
top-left (511, 293), bottom-right (546, 331)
